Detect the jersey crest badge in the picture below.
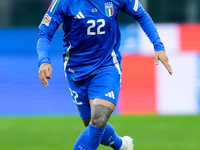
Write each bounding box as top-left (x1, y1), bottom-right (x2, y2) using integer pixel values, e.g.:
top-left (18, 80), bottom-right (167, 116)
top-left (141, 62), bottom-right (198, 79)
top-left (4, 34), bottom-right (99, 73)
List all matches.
top-left (105, 2), bottom-right (114, 17)
top-left (41, 14), bottom-right (52, 26)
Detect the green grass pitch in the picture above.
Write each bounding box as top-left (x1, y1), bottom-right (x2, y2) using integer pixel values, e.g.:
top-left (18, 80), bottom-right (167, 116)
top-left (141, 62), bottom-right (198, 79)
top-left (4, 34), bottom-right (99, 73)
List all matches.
top-left (0, 115), bottom-right (199, 150)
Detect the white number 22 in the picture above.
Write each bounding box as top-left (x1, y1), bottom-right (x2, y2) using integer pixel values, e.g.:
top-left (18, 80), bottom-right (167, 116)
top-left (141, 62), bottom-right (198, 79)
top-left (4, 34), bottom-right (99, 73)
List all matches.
top-left (87, 19), bottom-right (105, 35)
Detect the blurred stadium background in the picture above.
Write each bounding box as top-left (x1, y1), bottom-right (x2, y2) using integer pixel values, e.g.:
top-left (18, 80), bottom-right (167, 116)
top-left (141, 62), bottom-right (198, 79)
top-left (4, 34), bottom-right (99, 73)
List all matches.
top-left (0, 0), bottom-right (200, 149)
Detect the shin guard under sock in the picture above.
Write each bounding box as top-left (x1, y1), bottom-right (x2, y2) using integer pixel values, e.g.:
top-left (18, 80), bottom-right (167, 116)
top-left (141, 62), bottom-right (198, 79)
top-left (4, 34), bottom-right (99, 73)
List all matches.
top-left (73, 124), bottom-right (105, 150)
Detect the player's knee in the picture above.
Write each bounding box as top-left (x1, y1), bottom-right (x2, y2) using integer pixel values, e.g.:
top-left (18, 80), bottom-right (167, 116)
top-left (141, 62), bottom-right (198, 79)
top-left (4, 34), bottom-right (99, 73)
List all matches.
top-left (91, 105), bottom-right (113, 128)
top-left (91, 116), bottom-right (107, 128)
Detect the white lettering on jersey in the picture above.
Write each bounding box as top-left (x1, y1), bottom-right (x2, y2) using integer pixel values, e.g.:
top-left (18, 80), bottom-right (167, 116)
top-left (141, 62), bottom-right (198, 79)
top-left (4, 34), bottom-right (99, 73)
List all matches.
top-left (69, 88), bottom-right (83, 105)
top-left (87, 19), bottom-right (106, 35)
top-left (97, 19), bottom-right (106, 35)
top-left (87, 20), bottom-right (96, 35)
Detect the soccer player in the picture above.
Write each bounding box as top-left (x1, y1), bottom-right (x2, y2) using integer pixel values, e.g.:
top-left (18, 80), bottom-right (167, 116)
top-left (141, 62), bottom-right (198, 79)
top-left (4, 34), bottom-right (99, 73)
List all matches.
top-left (37, 0), bottom-right (173, 149)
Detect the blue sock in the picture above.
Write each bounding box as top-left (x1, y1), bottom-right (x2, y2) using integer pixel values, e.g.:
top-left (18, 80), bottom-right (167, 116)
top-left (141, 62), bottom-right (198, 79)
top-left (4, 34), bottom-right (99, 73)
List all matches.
top-left (101, 122), bottom-right (122, 150)
top-left (73, 123), bottom-right (105, 150)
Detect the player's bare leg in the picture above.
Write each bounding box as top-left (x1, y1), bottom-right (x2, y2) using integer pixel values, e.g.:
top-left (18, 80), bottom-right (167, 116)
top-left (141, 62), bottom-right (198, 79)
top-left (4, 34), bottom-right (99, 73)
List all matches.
top-left (89, 98), bottom-right (134, 150)
top-left (73, 98), bottom-right (111, 149)
top-left (82, 117), bottom-right (90, 127)
top-left (74, 99), bottom-right (133, 150)
top-left (82, 99), bottom-right (115, 127)
top-left (90, 98), bottom-right (115, 128)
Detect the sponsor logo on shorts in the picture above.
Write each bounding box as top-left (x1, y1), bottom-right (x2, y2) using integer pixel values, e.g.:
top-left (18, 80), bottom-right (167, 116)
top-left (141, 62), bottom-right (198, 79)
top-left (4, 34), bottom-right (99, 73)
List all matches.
top-left (105, 91), bottom-right (115, 99)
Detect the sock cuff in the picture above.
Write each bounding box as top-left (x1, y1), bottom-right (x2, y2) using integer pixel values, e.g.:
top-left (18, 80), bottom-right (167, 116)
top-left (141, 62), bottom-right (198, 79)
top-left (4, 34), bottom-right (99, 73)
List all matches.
top-left (89, 123), bottom-right (105, 135)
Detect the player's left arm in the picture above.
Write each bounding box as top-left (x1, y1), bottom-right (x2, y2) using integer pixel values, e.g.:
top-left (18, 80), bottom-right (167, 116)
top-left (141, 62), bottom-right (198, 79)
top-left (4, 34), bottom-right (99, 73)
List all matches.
top-left (120, 0), bottom-right (173, 75)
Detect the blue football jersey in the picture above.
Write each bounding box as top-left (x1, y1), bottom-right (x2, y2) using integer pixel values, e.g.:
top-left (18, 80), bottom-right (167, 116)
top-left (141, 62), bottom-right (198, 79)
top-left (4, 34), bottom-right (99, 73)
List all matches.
top-left (38, 0), bottom-right (165, 80)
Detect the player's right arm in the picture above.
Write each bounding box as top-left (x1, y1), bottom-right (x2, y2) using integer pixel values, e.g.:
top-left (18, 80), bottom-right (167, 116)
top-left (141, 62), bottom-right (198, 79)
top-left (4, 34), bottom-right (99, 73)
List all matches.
top-left (38, 63), bottom-right (52, 87)
top-left (37, 0), bottom-right (65, 87)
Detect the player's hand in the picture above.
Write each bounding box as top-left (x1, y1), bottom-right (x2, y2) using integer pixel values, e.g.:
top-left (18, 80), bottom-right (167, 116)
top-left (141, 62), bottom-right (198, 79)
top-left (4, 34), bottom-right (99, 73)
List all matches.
top-left (38, 63), bottom-right (52, 87)
top-left (154, 50), bottom-right (173, 75)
